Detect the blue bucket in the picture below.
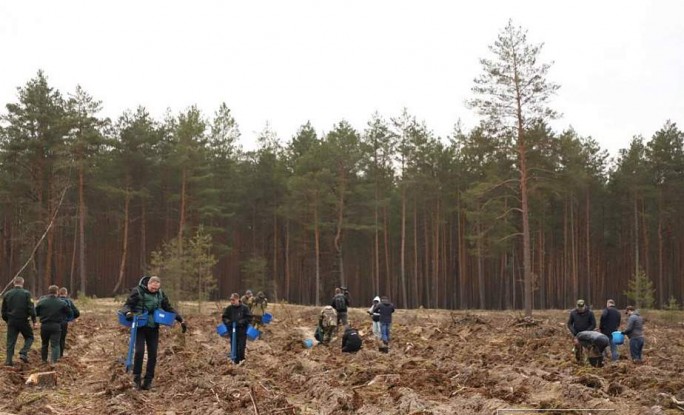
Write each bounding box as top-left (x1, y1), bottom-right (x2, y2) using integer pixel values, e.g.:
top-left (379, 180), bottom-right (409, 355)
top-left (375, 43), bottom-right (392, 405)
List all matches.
top-left (117, 311), bottom-right (148, 327)
top-left (262, 313), bottom-right (273, 325)
top-left (303, 338), bottom-right (314, 348)
top-left (246, 324), bottom-right (261, 341)
top-left (216, 323), bottom-right (228, 337)
top-left (153, 309), bottom-right (176, 326)
top-left (612, 331), bottom-right (624, 345)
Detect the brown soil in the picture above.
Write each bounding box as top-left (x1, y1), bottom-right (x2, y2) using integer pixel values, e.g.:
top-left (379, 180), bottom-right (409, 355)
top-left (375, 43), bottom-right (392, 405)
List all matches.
top-left (1, 301), bottom-right (683, 415)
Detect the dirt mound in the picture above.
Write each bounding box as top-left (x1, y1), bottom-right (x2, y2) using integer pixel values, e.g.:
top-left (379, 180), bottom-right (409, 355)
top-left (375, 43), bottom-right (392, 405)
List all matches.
top-left (1, 302), bottom-right (682, 414)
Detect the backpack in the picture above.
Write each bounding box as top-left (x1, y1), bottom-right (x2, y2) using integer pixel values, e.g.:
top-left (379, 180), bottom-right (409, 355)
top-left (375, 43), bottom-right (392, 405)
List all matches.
top-left (333, 295), bottom-right (347, 312)
top-left (321, 307), bottom-right (337, 327)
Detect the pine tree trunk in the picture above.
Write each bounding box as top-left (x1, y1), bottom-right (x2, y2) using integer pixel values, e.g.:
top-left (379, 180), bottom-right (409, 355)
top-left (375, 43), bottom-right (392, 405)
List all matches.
top-left (78, 166), bottom-right (87, 297)
top-left (112, 188), bottom-right (131, 294)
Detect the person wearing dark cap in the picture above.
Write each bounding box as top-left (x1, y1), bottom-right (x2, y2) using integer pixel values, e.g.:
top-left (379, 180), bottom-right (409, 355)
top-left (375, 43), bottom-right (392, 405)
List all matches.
top-left (621, 305), bottom-right (644, 364)
top-left (567, 299), bottom-right (596, 363)
top-left (222, 293), bottom-right (252, 364)
top-left (599, 299), bottom-right (621, 362)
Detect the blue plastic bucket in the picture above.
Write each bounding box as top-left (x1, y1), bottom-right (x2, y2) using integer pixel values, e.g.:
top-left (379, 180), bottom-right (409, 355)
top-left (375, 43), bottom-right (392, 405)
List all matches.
top-left (262, 313), bottom-right (273, 325)
top-left (153, 309), bottom-right (176, 326)
top-left (246, 324), bottom-right (261, 341)
top-left (303, 338), bottom-right (314, 348)
top-left (612, 331), bottom-right (624, 345)
top-left (216, 323), bottom-right (228, 337)
top-left (117, 311), bottom-right (148, 327)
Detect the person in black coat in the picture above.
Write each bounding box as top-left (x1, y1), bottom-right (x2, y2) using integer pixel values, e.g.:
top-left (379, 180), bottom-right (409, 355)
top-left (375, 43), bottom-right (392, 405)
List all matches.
top-left (341, 325), bottom-right (362, 353)
top-left (36, 285), bottom-right (70, 364)
top-left (373, 296), bottom-right (395, 352)
top-left (222, 292), bottom-right (252, 364)
top-left (57, 287), bottom-right (80, 358)
top-left (567, 299), bottom-right (596, 363)
top-left (599, 299), bottom-right (621, 362)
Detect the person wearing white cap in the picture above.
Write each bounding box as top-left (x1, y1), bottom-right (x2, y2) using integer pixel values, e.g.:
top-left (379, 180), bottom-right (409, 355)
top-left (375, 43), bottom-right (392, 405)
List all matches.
top-left (367, 296), bottom-right (381, 340)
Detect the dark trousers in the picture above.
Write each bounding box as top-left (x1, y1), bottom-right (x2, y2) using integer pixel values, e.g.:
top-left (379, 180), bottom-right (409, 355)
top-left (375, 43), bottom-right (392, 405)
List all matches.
top-left (5, 319), bottom-right (34, 364)
top-left (133, 326), bottom-right (159, 381)
top-left (233, 332), bottom-right (247, 364)
top-left (629, 337), bottom-right (644, 362)
top-left (59, 322), bottom-right (69, 357)
top-left (40, 322), bottom-right (62, 363)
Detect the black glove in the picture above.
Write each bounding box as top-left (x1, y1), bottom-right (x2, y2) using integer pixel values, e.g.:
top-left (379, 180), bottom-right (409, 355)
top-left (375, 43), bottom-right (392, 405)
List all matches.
top-left (181, 322), bottom-right (187, 333)
top-left (125, 311), bottom-right (134, 321)
top-left (238, 319), bottom-right (247, 328)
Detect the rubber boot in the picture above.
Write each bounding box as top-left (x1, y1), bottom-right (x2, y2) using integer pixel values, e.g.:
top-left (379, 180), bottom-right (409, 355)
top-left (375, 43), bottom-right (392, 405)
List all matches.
top-left (133, 375), bottom-right (142, 390)
top-left (141, 379), bottom-right (152, 390)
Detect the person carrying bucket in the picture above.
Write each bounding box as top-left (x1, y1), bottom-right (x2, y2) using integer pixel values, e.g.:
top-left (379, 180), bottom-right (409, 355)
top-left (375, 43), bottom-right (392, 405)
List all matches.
top-left (122, 276), bottom-right (187, 390)
top-left (222, 293), bottom-right (252, 364)
top-left (251, 291), bottom-right (268, 331)
top-left (599, 299), bottom-right (621, 362)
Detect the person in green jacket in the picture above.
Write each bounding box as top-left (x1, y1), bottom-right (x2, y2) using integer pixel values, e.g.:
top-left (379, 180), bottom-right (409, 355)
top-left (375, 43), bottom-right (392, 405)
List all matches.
top-left (122, 276), bottom-right (187, 390)
top-left (35, 285), bottom-right (70, 364)
top-left (2, 277), bottom-right (37, 366)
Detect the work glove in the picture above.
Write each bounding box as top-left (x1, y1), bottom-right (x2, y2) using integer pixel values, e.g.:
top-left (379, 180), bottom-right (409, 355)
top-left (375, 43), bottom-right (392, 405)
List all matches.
top-left (125, 311), bottom-right (134, 321)
top-left (181, 322), bottom-right (187, 333)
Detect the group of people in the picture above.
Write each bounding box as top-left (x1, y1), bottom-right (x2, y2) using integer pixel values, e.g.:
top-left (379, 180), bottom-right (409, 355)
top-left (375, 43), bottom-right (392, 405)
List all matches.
top-left (567, 298), bottom-right (645, 367)
top-left (221, 289), bottom-right (270, 365)
top-left (4, 273), bottom-right (650, 392)
top-left (314, 288), bottom-right (396, 354)
top-left (2, 277), bottom-right (80, 367)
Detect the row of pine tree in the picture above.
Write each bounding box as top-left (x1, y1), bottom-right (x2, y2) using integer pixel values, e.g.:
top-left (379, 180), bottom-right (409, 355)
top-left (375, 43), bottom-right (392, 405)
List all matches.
top-left (1, 23), bottom-right (681, 311)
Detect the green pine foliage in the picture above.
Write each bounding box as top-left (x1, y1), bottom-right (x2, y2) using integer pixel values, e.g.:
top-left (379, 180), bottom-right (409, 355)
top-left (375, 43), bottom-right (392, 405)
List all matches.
top-left (623, 268), bottom-right (655, 310)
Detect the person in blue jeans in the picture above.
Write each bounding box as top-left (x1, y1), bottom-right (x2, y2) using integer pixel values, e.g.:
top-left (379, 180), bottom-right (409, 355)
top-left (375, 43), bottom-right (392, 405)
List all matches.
top-left (622, 305), bottom-right (644, 364)
top-left (599, 299), bottom-right (621, 362)
top-left (373, 296), bottom-right (395, 352)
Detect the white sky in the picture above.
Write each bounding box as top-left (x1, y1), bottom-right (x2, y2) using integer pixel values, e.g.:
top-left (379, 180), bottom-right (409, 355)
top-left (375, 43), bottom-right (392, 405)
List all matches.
top-left (1, 1), bottom-right (683, 157)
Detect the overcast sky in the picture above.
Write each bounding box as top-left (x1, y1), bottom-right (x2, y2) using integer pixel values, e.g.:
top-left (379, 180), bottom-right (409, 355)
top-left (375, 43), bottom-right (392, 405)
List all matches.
top-left (1, 1), bottom-right (683, 157)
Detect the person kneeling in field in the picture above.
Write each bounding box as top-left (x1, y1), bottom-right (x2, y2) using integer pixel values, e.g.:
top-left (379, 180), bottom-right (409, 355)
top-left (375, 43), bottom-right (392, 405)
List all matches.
top-left (341, 324), bottom-right (362, 353)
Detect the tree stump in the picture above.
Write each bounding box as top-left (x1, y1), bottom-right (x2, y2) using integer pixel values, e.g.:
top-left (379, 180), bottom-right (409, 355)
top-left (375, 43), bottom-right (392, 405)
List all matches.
top-left (25, 371), bottom-right (58, 387)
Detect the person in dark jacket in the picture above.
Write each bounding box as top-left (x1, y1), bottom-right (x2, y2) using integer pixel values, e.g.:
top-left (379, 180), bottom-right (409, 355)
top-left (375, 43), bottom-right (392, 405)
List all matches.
top-left (222, 292), bottom-right (252, 364)
top-left (57, 287), bottom-right (80, 358)
top-left (576, 330), bottom-right (610, 367)
top-left (331, 288), bottom-right (349, 328)
top-left (36, 285), bottom-right (70, 364)
top-left (2, 277), bottom-right (37, 366)
top-left (599, 299), bottom-right (621, 362)
top-left (122, 276), bottom-right (187, 390)
top-left (622, 305), bottom-right (644, 363)
top-left (341, 324), bottom-right (362, 353)
top-left (373, 296), bottom-right (395, 352)
top-left (567, 299), bottom-right (596, 363)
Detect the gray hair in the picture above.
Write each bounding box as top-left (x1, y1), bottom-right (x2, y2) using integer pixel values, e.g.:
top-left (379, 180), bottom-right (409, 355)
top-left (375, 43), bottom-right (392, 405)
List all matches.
top-left (13, 277), bottom-right (24, 286)
top-left (149, 276), bottom-right (161, 284)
